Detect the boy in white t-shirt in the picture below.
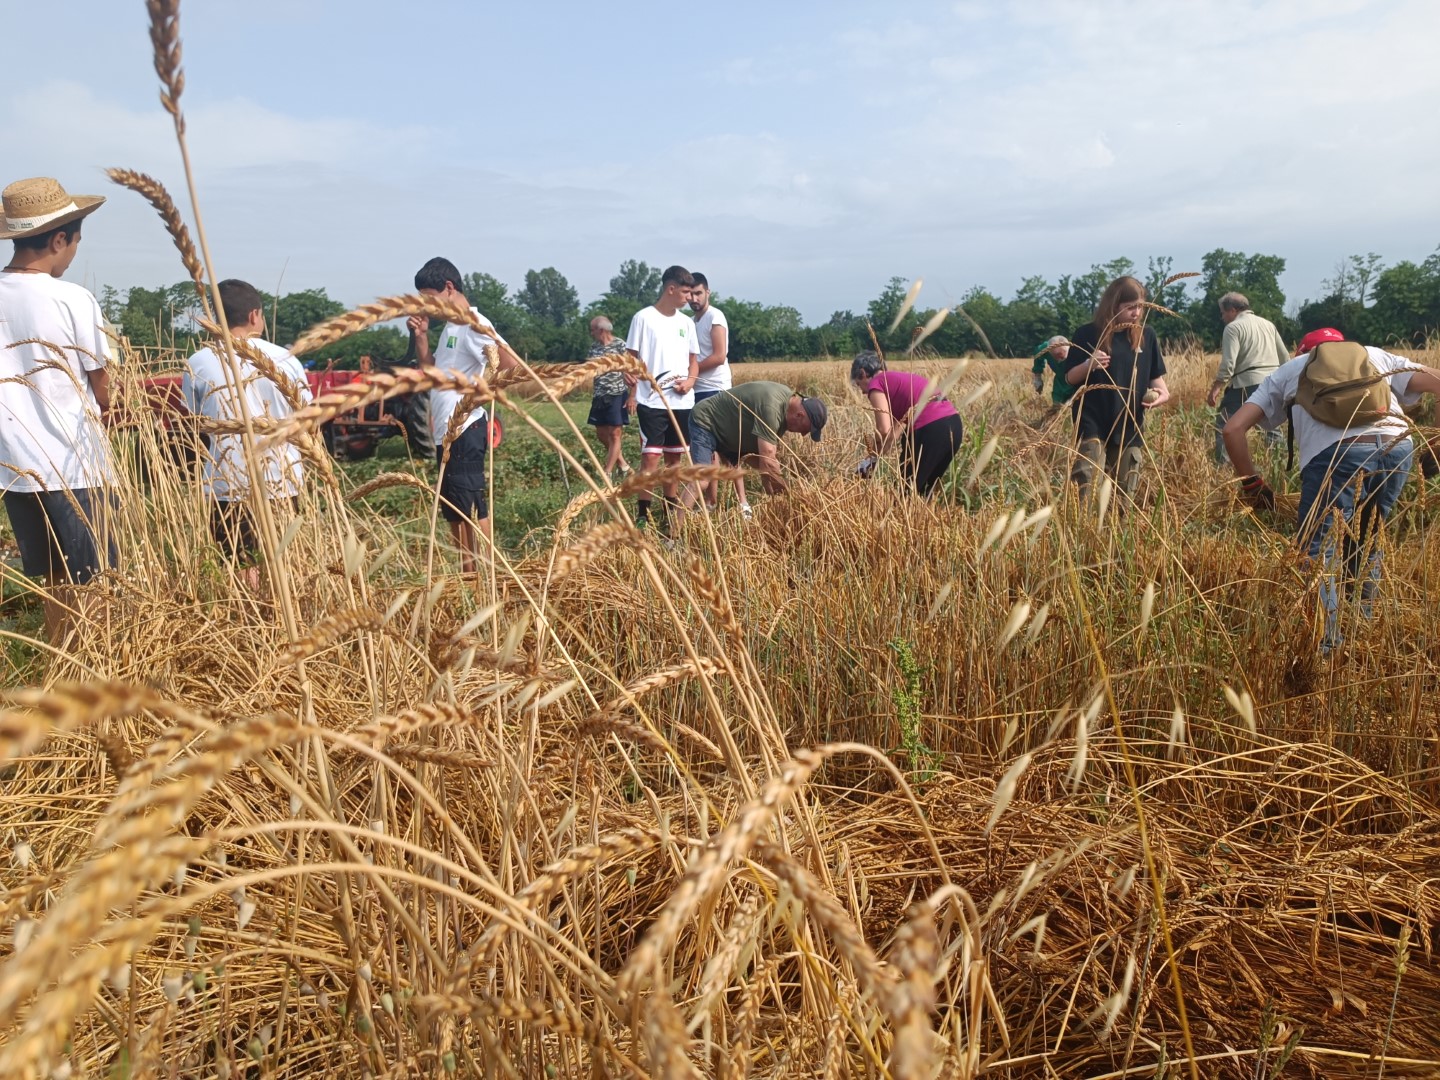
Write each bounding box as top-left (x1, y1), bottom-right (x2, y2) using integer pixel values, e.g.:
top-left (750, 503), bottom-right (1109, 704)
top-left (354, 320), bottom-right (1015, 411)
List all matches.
top-left (688, 272), bottom-right (749, 517)
top-left (624, 264), bottom-right (699, 527)
top-left (407, 256), bottom-right (520, 573)
top-left (0, 177), bottom-right (114, 642)
top-left (182, 279), bottom-right (313, 588)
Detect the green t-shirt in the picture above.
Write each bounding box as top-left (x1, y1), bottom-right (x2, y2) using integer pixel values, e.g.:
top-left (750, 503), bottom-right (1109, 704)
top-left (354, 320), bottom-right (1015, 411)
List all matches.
top-left (1032, 340), bottom-right (1078, 405)
top-left (691, 380), bottom-right (792, 458)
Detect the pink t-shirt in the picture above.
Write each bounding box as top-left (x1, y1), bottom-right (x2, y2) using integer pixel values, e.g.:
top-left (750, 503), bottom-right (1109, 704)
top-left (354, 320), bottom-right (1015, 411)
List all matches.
top-left (867, 371), bottom-right (958, 430)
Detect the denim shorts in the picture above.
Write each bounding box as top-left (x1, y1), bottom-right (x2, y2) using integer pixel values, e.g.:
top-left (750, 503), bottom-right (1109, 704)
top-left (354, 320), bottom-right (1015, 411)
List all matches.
top-left (3, 488), bottom-right (115, 584)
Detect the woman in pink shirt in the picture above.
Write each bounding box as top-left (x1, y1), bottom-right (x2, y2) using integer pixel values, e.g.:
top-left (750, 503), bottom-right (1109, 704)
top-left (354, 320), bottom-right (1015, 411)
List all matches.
top-left (850, 351), bottom-right (965, 497)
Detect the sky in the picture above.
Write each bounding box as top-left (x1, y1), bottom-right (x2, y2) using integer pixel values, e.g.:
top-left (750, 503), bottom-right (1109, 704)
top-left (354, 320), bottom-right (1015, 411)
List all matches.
top-left (7, 0), bottom-right (1440, 324)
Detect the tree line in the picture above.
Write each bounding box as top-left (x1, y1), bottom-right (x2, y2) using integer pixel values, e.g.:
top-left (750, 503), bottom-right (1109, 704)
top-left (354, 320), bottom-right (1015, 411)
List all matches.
top-left (103, 245), bottom-right (1440, 368)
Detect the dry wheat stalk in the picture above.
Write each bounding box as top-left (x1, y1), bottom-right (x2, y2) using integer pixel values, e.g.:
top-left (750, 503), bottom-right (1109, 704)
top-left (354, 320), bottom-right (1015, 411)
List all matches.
top-left (258, 367), bottom-right (499, 449)
top-left (888, 899), bottom-right (943, 1080)
top-left (456, 826), bottom-right (663, 984)
top-left (383, 745), bottom-right (494, 771)
top-left (756, 842), bottom-right (897, 1010)
top-left (580, 657), bottom-right (726, 741)
top-left (289, 293), bottom-right (491, 357)
top-left (276, 606), bottom-right (384, 666)
top-left (346, 471), bottom-right (435, 502)
top-left (0, 683), bottom-right (204, 765)
top-left (555, 464), bottom-right (746, 538)
top-left (145, 0), bottom-right (184, 123)
top-left (685, 555), bottom-right (743, 642)
top-left (550, 522), bottom-right (646, 580)
top-left (349, 702), bottom-right (478, 751)
top-left (106, 169), bottom-right (206, 307)
top-left (619, 744), bottom-right (845, 994)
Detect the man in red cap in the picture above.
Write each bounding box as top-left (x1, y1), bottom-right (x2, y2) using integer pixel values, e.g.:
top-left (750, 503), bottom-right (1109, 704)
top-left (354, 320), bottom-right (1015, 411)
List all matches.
top-left (1221, 328), bottom-right (1440, 652)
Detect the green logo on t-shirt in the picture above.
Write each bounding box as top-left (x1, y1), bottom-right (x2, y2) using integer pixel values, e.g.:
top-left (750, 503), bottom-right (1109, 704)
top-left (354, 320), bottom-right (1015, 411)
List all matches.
top-left (446, 335), bottom-right (457, 349)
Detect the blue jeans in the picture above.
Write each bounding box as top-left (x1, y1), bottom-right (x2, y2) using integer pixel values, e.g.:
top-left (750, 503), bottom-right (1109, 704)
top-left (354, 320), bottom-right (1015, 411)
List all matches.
top-left (1296, 435), bottom-right (1412, 651)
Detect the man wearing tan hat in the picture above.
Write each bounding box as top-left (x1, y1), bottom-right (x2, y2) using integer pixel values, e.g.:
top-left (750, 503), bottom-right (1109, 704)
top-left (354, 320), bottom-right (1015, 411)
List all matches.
top-left (0, 177), bottom-right (115, 641)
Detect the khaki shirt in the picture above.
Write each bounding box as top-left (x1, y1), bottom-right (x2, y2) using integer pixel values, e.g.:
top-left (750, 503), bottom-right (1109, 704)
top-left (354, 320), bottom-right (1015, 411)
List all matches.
top-left (1218, 311), bottom-right (1289, 390)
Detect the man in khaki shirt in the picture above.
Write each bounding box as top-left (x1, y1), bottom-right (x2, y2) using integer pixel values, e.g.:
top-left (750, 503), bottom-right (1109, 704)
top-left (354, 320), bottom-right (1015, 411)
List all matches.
top-left (1207, 292), bottom-right (1288, 462)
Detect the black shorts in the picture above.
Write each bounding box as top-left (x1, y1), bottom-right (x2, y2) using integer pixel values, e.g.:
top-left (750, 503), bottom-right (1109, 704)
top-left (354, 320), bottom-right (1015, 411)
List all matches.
top-left (3, 488), bottom-right (114, 585)
top-left (211, 496), bottom-right (299, 563)
top-left (636, 404), bottom-right (690, 455)
top-left (436, 419), bottom-right (489, 523)
top-left (588, 393), bottom-right (630, 428)
top-left (901, 414), bottom-right (964, 498)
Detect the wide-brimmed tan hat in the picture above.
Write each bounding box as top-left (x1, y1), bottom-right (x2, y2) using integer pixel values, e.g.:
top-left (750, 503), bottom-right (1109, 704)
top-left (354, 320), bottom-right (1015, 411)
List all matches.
top-left (0, 177), bottom-right (104, 240)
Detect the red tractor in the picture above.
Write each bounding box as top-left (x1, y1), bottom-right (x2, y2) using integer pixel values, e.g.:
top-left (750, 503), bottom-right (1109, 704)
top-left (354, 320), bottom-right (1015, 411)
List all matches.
top-left (135, 361), bottom-right (435, 461)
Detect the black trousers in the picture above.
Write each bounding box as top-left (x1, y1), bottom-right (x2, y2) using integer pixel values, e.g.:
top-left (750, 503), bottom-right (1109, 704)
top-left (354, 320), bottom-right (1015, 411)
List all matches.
top-left (901, 414), bottom-right (964, 497)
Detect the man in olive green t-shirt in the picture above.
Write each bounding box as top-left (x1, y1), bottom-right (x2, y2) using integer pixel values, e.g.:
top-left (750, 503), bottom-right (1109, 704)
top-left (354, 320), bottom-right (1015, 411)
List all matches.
top-left (679, 380), bottom-right (826, 520)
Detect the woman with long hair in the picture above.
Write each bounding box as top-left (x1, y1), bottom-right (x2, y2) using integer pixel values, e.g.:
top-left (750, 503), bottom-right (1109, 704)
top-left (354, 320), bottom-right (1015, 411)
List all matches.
top-left (850, 351), bottom-right (965, 497)
top-left (1063, 275), bottom-right (1170, 500)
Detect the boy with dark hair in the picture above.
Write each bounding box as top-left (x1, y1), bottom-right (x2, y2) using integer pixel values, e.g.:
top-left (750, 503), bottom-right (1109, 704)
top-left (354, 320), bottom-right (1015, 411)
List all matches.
top-left (688, 271), bottom-right (749, 516)
top-left (406, 256), bottom-right (521, 572)
top-left (625, 264), bottom-right (699, 526)
top-left (0, 177), bottom-right (115, 641)
top-left (182, 279), bottom-right (312, 587)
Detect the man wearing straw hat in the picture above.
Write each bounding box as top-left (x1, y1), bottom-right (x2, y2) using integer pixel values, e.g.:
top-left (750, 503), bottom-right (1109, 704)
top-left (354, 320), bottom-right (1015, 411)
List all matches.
top-left (0, 177), bottom-right (115, 641)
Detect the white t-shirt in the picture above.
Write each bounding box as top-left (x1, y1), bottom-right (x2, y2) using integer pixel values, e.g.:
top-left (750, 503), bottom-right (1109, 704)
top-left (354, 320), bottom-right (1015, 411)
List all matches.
top-left (693, 305), bottom-right (732, 393)
top-left (1244, 346), bottom-right (1417, 469)
top-left (428, 307), bottom-right (506, 445)
top-left (626, 305), bottom-right (699, 410)
top-left (182, 338), bottom-right (312, 500)
top-left (0, 272), bottom-right (115, 492)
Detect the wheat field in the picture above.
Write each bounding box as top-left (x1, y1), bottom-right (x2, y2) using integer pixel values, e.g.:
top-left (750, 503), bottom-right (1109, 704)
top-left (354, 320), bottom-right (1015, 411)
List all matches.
top-left (4, 4), bottom-right (1440, 1079)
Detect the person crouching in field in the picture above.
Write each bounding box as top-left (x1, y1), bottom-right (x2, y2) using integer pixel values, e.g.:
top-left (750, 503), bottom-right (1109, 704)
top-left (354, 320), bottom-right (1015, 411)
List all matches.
top-left (849, 351), bottom-right (965, 497)
top-left (0, 177), bottom-right (116, 643)
top-left (678, 380), bottom-right (826, 527)
top-left (1064, 276), bottom-right (1170, 502)
top-left (407, 257), bottom-right (521, 574)
top-left (1223, 327), bottom-right (1440, 654)
top-left (182, 280), bottom-right (313, 590)
top-left (1030, 335), bottom-right (1074, 417)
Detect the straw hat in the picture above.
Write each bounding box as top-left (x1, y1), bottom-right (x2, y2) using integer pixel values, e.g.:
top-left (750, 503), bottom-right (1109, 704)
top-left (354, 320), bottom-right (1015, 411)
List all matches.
top-left (0, 177), bottom-right (104, 240)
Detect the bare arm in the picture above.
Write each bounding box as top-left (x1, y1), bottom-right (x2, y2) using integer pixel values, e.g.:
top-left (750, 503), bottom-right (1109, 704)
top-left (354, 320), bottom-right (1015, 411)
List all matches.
top-left (1407, 366), bottom-right (1440, 397)
top-left (697, 325), bottom-right (728, 373)
top-left (86, 367), bottom-right (110, 412)
top-left (1221, 402), bottom-right (1266, 478)
top-left (675, 353), bottom-right (700, 395)
top-left (407, 316), bottom-right (432, 364)
top-left (495, 340), bottom-right (522, 373)
top-left (1066, 350), bottom-right (1110, 386)
top-left (867, 389), bottom-right (898, 453)
top-left (745, 438), bottom-right (786, 494)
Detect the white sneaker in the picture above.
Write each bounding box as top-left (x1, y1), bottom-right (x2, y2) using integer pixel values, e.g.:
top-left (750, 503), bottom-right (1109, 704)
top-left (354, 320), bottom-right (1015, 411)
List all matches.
top-left (739, 504), bottom-right (753, 521)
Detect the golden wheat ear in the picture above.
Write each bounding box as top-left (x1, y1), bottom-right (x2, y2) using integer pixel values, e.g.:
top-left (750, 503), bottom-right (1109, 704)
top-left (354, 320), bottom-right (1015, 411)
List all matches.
top-left (146, 0), bottom-right (184, 124)
top-left (1161, 270), bottom-right (1200, 287)
top-left (106, 168), bottom-right (209, 314)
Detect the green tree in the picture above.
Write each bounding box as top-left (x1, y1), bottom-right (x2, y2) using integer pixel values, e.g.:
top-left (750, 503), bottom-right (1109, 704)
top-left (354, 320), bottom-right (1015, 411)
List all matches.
top-left (117, 286), bottom-right (172, 348)
top-left (515, 267), bottom-right (580, 328)
top-left (1190, 249), bottom-right (1288, 348)
top-left (270, 288), bottom-right (345, 349)
top-left (607, 260), bottom-right (662, 305)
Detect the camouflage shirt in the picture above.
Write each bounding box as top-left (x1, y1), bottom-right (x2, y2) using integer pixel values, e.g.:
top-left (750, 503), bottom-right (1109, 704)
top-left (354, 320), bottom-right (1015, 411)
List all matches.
top-left (588, 338), bottom-right (629, 398)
